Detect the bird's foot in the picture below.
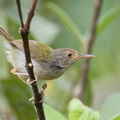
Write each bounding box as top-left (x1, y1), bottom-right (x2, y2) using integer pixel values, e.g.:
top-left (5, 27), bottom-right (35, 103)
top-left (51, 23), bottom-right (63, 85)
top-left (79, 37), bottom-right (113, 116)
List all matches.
top-left (17, 76), bottom-right (37, 87)
top-left (11, 68), bottom-right (37, 86)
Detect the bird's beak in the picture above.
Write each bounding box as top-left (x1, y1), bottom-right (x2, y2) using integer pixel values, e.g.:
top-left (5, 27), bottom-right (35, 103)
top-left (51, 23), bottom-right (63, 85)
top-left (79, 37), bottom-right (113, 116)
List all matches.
top-left (80, 54), bottom-right (95, 59)
top-left (73, 53), bottom-right (95, 60)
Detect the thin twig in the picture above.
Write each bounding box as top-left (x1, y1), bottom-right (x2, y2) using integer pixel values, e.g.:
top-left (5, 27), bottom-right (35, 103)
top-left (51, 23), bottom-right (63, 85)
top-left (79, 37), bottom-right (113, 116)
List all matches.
top-left (16, 0), bottom-right (46, 120)
top-left (16, 0), bottom-right (24, 27)
top-left (73, 0), bottom-right (103, 100)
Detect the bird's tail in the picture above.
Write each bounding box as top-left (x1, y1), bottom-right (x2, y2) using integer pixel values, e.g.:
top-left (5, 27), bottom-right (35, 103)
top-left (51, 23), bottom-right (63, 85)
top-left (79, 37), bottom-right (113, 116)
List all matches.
top-left (0, 26), bottom-right (14, 41)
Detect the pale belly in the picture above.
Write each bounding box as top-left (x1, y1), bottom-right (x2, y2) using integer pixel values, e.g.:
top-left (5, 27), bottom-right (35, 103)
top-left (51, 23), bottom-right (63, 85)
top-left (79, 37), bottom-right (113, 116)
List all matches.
top-left (5, 42), bottom-right (66, 80)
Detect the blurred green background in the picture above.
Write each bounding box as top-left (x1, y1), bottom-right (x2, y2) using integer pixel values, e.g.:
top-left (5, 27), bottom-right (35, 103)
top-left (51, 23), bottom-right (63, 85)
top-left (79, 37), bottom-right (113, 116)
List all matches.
top-left (0, 0), bottom-right (120, 120)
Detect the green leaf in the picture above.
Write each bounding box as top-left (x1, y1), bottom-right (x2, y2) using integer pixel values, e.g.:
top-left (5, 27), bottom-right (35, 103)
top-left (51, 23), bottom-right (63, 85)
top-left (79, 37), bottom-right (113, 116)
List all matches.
top-left (79, 109), bottom-right (99, 120)
top-left (68, 98), bottom-right (99, 120)
top-left (100, 93), bottom-right (120, 120)
top-left (68, 98), bottom-right (85, 120)
top-left (96, 6), bottom-right (120, 35)
top-left (112, 114), bottom-right (120, 120)
top-left (45, 1), bottom-right (82, 47)
top-left (44, 104), bottom-right (67, 120)
top-left (1, 77), bottom-right (37, 120)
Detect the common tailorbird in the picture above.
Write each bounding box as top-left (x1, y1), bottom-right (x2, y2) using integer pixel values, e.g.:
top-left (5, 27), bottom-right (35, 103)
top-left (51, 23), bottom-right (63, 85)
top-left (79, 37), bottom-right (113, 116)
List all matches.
top-left (0, 27), bottom-right (95, 84)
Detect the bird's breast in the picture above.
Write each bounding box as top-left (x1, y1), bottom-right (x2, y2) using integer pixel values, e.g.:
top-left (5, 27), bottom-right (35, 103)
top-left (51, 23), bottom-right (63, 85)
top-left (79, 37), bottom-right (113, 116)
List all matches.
top-left (33, 60), bottom-right (66, 80)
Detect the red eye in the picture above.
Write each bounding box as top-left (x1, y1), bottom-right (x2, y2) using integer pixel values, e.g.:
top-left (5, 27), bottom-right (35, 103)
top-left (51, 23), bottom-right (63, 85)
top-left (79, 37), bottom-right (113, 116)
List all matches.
top-left (67, 53), bottom-right (72, 57)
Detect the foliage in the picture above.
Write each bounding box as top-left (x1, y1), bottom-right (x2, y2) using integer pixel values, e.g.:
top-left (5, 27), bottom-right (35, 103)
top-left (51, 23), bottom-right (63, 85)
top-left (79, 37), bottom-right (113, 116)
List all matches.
top-left (68, 98), bottom-right (99, 120)
top-left (44, 104), bottom-right (67, 120)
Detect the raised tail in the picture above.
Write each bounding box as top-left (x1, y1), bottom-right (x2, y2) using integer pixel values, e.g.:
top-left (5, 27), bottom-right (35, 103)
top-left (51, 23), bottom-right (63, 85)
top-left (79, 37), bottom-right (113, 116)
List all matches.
top-left (0, 27), bottom-right (14, 41)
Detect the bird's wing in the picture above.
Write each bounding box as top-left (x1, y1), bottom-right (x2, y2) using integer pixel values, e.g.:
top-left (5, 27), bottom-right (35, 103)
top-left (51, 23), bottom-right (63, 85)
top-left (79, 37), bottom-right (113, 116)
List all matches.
top-left (10, 40), bottom-right (53, 62)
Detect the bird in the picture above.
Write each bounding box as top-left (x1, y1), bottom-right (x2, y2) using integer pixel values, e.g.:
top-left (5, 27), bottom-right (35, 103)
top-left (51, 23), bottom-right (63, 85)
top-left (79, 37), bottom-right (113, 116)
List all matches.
top-left (0, 26), bottom-right (95, 85)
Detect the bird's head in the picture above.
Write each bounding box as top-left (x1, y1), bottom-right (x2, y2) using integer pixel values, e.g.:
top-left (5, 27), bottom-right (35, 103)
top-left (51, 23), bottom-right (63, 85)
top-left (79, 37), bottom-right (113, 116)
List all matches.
top-left (50, 48), bottom-right (95, 69)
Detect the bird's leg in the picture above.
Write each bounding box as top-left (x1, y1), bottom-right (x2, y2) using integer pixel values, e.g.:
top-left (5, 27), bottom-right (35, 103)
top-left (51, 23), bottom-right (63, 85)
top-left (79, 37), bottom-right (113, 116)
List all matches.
top-left (18, 75), bottom-right (29, 85)
top-left (11, 68), bottom-right (28, 84)
top-left (11, 68), bottom-right (37, 86)
top-left (17, 76), bottom-right (37, 87)
top-left (29, 82), bottom-right (47, 103)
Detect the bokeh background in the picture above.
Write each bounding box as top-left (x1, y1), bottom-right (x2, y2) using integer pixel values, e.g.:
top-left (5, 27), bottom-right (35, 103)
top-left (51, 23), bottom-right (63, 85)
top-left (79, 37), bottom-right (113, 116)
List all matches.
top-left (0, 0), bottom-right (120, 120)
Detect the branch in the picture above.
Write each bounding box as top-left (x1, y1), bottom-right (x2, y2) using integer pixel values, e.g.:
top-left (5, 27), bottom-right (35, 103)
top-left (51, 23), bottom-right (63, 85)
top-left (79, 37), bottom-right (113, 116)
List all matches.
top-left (73, 0), bottom-right (103, 100)
top-left (16, 0), bottom-right (46, 120)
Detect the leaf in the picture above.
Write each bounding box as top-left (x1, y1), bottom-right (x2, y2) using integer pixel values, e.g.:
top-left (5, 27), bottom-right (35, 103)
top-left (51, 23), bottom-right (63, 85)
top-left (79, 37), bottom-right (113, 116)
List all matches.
top-left (96, 6), bottom-right (120, 35)
top-left (1, 77), bottom-right (37, 120)
top-left (68, 98), bottom-right (99, 120)
top-left (44, 104), bottom-right (67, 120)
top-left (112, 114), bottom-right (120, 120)
top-left (68, 98), bottom-right (85, 120)
top-left (99, 93), bottom-right (120, 120)
top-left (79, 109), bottom-right (99, 120)
top-left (45, 1), bottom-right (82, 47)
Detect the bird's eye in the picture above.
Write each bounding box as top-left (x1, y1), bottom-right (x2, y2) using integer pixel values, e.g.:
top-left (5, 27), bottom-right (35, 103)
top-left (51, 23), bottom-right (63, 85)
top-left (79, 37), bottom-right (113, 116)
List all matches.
top-left (67, 53), bottom-right (72, 57)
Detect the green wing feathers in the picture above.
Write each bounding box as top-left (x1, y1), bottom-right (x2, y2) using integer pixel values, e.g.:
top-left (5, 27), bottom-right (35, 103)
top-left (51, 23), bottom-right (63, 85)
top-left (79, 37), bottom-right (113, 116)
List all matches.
top-left (0, 26), bottom-right (14, 41)
top-left (10, 40), bottom-right (53, 62)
